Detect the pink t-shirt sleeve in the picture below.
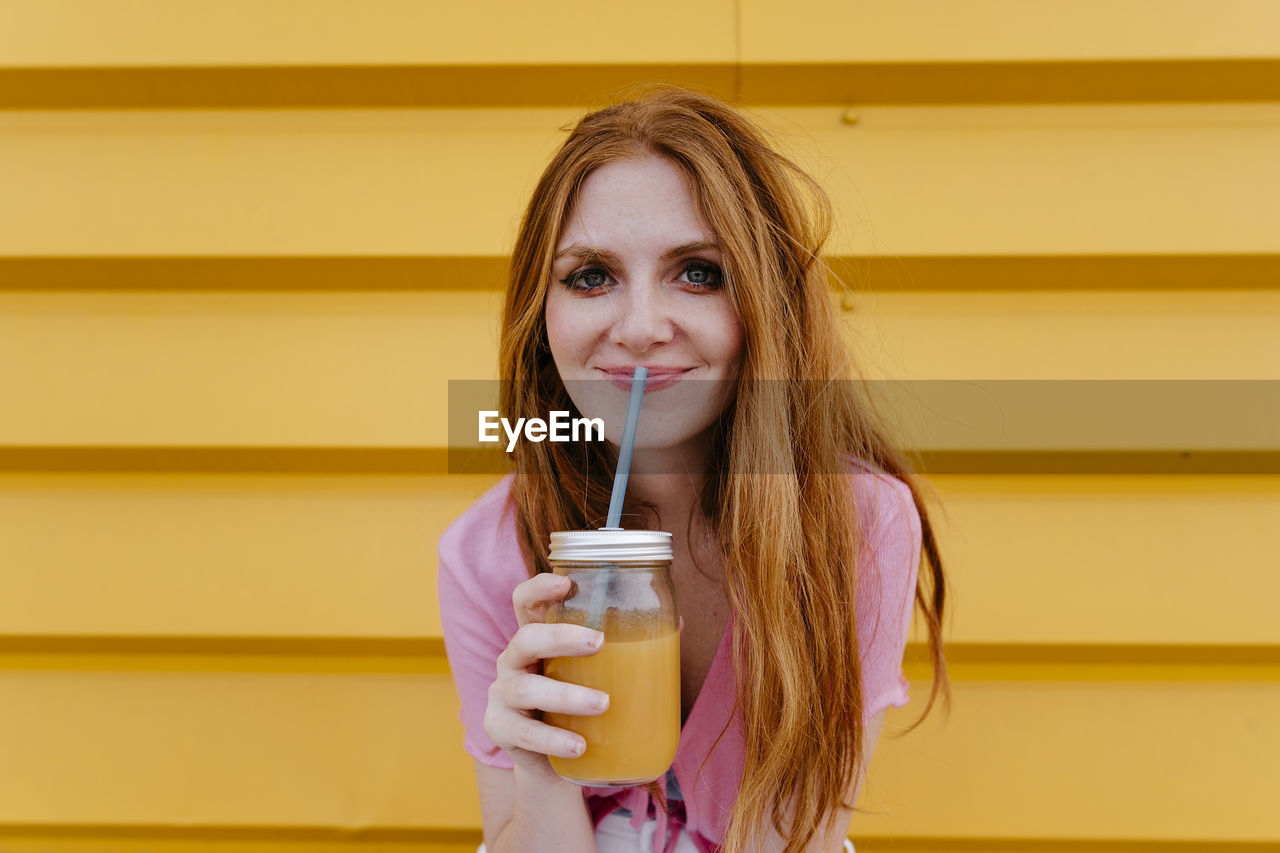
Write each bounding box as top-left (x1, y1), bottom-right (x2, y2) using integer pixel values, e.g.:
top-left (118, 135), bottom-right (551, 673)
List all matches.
top-left (437, 477), bottom-right (522, 770)
top-left (853, 471), bottom-right (923, 722)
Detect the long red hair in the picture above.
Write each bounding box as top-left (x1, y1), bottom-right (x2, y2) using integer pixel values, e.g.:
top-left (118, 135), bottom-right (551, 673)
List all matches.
top-left (499, 84), bottom-right (950, 852)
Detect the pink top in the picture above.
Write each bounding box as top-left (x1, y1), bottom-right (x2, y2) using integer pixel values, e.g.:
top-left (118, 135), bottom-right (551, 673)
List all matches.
top-left (437, 463), bottom-right (922, 853)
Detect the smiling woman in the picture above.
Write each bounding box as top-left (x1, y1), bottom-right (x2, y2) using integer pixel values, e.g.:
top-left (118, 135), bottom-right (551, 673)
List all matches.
top-left (546, 155), bottom-right (744, 461)
top-left (438, 84), bottom-right (950, 853)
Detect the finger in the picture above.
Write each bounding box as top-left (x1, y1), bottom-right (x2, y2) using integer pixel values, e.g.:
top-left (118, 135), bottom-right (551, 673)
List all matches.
top-left (512, 716), bottom-right (588, 759)
top-left (483, 700), bottom-right (589, 761)
top-left (512, 573), bottom-right (572, 627)
top-left (497, 621), bottom-right (604, 673)
top-left (499, 672), bottom-right (610, 716)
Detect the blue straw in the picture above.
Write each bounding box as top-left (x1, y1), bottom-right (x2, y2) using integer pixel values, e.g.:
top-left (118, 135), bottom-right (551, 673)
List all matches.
top-left (604, 366), bottom-right (647, 529)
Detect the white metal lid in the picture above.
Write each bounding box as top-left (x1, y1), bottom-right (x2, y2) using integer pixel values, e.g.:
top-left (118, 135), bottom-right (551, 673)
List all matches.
top-left (548, 529), bottom-right (674, 562)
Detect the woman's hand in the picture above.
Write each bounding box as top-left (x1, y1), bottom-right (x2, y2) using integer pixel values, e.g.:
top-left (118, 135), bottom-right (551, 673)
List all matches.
top-left (483, 572), bottom-right (609, 778)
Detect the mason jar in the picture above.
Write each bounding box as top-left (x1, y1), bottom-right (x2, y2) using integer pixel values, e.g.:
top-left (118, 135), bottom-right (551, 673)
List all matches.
top-left (542, 529), bottom-right (680, 787)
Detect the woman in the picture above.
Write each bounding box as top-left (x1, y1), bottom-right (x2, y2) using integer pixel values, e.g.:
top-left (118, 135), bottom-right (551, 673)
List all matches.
top-left (438, 85), bottom-right (949, 853)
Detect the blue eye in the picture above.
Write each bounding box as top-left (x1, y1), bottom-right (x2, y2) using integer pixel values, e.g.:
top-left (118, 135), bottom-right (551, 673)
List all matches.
top-left (681, 261), bottom-right (722, 288)
top-left (560, 267), bottom-right (611, 291)
top-left (559, 261), bottom-right (723, 292)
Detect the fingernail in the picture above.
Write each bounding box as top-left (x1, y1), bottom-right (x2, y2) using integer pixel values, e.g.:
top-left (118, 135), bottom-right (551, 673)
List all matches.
top-left (586, 631), bottom-right (603, 649)
top-left (593, 692), bottom-right (610, 711)
top-left (570, 739), bottom-right (585, 756)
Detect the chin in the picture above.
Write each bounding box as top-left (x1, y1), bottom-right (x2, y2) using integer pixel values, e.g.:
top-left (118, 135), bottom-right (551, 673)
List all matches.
top-left (609, 419), bottom-right (722, 457)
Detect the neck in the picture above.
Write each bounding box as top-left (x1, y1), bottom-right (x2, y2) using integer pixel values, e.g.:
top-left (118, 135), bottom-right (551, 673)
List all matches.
top-left (619, 431), bottom-right (711, 526)
top-left (619, 425), bottom-right (711, 517)
top-left (624, 471), bottom-right (703, 525)
top-left (619, 431), bottom-right (728, 590)
top-left (623, 460), bottom-right (725, 591)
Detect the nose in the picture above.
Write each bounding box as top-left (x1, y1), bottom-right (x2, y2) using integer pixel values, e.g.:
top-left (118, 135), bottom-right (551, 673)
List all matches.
top-left (610, 280), bottom-right (675, 352)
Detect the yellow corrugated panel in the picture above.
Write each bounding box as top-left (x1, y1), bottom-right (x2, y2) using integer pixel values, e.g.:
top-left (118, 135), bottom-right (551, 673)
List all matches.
top-left (0, 0), bottom-right (738, 67)
top-left (742, 0), bottom-right (1280, 61)
top-left (3, 474), bottom-right (1277, 652)
top-left (0, 473), bottom-right (494, 642)
top-left (0, 3), bottom-right (1275, 849)
top-left (4, 0), bottom-right (1273, 66)
top-left (0, 672), bottom-right (1275, 843)
top-left (0, 292), bottom-right (502, 449)
top-left (0, 841), bottom-right (477, 853)
top-left (0, 292), bottom-right (1275, 460)
top-left (0, 0), bottom-right (1276, 105)
top-left (0, 106), bottom-right (1275, 262)
top-left (862, 680), bottom-right (1280, 843)
top-left (842, 291), bottom-right (1280, 380)
top-left (925, 475), bottom-right (1280, 649)
top-left (0, 670), bottom-right (481, 832)
top-left (781, 104), bottom-right (1280, 258)
top-left (740, 0), bottom-right (1280, 104)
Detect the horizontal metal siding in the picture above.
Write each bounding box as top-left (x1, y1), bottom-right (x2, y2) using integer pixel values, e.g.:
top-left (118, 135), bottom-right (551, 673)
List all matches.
top-left (0, 1), bottom-right (1276, 849)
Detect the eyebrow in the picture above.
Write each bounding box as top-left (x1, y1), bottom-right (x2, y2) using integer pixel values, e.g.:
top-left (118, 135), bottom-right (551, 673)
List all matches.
top-left (553, 240), bottom-right (721, 264)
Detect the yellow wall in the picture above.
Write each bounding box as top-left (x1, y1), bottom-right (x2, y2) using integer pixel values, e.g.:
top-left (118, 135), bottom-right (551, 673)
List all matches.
top-left (1, 1), bottom-right (1278, 850)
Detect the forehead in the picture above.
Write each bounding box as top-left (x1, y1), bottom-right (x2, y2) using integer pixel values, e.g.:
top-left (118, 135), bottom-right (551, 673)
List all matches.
top-left (556, 156), bottom-right (716, 247)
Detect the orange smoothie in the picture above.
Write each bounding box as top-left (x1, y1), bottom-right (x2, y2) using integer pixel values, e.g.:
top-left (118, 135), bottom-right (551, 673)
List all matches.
top-left (544, 626), bottom-right (680, 786)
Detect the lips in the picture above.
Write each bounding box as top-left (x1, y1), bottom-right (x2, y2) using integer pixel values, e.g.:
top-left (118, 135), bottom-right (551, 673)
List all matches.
top-left (597, 367), bottom-right (694, 392)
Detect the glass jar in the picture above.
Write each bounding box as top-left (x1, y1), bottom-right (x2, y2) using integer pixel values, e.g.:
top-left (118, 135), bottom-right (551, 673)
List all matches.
top-left (542, 529), bottom-right (679, 787)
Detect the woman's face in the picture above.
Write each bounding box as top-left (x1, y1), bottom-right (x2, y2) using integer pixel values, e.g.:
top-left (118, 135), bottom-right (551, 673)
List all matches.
top-left (545, 155), bottom-right (744, 461)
